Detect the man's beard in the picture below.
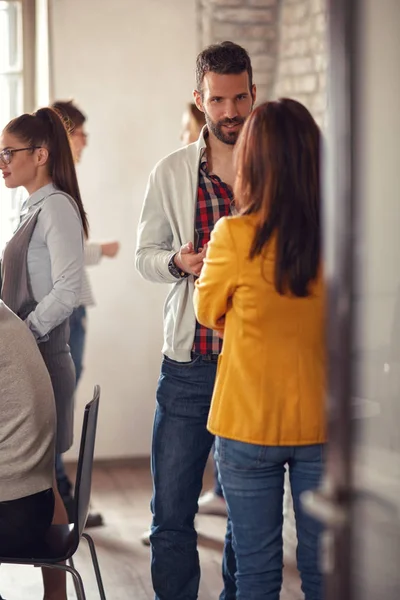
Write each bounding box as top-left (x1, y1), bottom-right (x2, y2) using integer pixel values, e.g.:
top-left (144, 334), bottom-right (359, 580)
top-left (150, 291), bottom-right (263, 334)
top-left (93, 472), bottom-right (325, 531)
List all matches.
top-left (204, 112), bottom-right (246, 145)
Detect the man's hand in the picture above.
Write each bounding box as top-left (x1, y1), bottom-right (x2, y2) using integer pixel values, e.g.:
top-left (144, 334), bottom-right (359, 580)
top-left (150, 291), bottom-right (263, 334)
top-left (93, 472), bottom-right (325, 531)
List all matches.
top-left (174, 242), bottom-right (207, 277)
top-left (101, 241), bottom-right (120, 258)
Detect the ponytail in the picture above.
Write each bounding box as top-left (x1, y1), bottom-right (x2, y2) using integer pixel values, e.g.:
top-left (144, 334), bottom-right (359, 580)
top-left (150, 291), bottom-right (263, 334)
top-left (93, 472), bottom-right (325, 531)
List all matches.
top-left (5, 107), bottom-right (89, 238)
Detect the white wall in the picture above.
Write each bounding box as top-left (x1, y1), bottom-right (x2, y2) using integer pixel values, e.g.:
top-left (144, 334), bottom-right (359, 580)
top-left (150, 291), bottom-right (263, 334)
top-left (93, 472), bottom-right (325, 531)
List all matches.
top-left (50, 0), bottom-right (198, 458)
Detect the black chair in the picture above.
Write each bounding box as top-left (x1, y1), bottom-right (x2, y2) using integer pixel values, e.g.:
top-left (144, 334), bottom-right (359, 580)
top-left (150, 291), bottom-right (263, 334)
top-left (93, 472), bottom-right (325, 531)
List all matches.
top-left (0, 385), bottom-right (106, 600)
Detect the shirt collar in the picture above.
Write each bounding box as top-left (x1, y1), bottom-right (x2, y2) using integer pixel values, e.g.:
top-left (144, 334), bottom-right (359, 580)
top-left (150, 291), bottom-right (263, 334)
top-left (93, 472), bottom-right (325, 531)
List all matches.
top-left (199, 128), bottom-right (210, 174)
top-left (200, 147), bottom-right (208, 172)
top-left (20, 183), bottom-right (57, 214)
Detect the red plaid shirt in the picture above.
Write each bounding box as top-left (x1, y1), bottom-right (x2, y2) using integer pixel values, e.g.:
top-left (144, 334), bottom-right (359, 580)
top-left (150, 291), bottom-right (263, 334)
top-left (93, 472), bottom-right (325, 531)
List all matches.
top-left (192, 147), bottom-right (235, 355)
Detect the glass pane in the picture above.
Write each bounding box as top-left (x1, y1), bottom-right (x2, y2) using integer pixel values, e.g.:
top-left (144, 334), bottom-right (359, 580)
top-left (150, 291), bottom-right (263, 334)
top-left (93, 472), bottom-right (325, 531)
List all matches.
top-left (0, 73), bottom-right (24, 251)
top-left (0, 188), bottom-right (24, 251)
top-left (0, 1), bottom-right (22, 73)
top-left (351, 0), bottom-right (400, 598)
top-left (0, 73), bottom-right (23, 122)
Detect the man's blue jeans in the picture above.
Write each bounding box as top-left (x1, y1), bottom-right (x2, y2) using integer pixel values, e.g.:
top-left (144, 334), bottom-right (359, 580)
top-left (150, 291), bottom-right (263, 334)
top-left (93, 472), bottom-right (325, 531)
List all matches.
top-left (150, 354), bottom-right (236, 600)
top-left (215, 438), bottom-right (325, 600)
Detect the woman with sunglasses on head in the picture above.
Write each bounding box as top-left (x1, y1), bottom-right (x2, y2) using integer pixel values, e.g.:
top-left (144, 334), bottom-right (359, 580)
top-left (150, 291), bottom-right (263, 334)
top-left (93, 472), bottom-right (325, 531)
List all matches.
top-left (0, 107), bottom-right (87, 600)
top-left (194, 98), bottom-right (326, 600)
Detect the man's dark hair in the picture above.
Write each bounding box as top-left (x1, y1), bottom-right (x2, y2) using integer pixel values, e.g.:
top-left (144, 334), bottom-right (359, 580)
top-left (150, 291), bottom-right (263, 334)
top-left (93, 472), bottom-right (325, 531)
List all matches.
top-left (51, 100), bottom-right (86, 132)
top-left (196, 41), bottom-right (253, 93)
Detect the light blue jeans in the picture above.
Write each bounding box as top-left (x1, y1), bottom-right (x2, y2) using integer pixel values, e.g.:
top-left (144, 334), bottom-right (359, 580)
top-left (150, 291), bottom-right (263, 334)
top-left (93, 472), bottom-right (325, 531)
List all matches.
top-left (215, 437), bottom-right (325, 600)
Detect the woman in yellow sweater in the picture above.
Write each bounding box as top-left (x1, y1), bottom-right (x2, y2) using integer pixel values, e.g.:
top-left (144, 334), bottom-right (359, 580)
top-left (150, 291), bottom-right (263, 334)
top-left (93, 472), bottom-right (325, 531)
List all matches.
top-left (194, 98), bottom-right (326, 600)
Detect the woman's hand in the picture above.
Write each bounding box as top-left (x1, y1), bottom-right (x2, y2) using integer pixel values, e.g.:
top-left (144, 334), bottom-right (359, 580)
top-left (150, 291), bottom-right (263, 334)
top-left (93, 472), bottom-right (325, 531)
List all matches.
top-left (214, 316), bottom-right (225, 339)
top-left (101, 241), bottom-right (120, 258)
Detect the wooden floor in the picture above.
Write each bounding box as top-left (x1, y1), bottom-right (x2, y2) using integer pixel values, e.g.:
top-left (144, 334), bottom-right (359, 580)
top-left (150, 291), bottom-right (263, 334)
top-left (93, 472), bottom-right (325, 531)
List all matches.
top-left (0, 462), bottom-right (303, 599)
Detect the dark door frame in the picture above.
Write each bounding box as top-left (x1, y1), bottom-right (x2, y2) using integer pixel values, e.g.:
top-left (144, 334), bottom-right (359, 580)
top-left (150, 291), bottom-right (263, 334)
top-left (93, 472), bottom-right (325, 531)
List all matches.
top-left (324, 0), bottom-right (358, 598)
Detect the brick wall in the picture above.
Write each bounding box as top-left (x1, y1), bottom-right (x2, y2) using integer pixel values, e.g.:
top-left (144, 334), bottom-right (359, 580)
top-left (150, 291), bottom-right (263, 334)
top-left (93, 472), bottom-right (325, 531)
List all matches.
top-left (273, 0), bottom-right (328, 128)
top-left (197, 0), bottom-right (328, 125)
top-left (197, 0), bottom-right (280, 102)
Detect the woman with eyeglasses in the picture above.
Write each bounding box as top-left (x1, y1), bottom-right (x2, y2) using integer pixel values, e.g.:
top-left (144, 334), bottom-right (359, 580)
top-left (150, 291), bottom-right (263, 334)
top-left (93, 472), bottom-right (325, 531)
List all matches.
top-left (194, 99), bottom-right (326, 600)
top-left (0, 107), bottom-right (87, 600)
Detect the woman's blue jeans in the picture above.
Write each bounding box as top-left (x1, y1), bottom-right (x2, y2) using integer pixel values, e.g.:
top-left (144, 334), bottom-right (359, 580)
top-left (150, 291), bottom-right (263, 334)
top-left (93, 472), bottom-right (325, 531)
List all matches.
top-left (215, 437), bottom-right (325, 600)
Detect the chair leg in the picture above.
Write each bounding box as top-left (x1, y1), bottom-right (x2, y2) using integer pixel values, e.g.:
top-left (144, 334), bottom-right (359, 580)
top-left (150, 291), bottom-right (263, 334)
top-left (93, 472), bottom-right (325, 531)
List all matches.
top-left (68, 556), bottom-right (80, 598)
top-left (37, 562), bottom-right (87, 600)
top-left (82, 532), bottom-right (107, 599)
top-left (64, 564), bottom-right (87, 600)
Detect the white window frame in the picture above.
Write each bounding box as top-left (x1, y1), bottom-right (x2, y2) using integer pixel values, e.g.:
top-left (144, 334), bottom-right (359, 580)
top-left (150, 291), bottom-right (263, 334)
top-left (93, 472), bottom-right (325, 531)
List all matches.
top-left (0, 0), bottom-right (36, 250)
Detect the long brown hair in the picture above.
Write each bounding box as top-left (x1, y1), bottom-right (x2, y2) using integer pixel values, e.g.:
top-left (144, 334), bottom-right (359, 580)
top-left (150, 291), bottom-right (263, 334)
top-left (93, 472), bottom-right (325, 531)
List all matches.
top-left (235, 98), bottom-right (321, 297)
top-left (5, 107), bottom-right (89, 237)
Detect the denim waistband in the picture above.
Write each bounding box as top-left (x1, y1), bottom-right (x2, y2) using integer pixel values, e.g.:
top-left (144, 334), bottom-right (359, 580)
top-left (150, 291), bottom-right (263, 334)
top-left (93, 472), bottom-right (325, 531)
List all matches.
top-left (192, 352), bottom-right (219, 363)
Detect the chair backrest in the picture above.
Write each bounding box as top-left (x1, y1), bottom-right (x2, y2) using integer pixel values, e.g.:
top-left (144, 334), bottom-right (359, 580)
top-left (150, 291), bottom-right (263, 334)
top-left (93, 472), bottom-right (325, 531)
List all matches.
top-left (71, 385), bottom-right (100, 538)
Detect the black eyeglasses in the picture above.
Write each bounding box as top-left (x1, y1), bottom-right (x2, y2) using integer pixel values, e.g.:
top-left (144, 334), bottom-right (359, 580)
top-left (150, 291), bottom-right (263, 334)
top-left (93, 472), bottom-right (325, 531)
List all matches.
top-left (0, 146), bottom-right (41, 166)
